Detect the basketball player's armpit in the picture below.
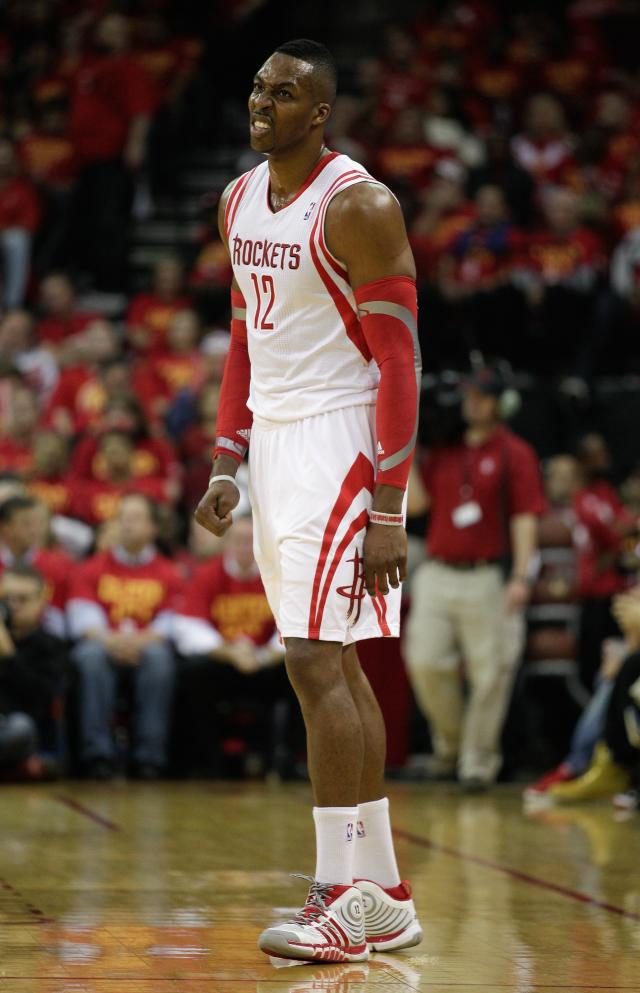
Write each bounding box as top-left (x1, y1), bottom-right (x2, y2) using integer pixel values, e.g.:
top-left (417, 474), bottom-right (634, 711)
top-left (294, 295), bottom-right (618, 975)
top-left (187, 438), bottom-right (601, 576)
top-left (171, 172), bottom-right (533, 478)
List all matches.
top-left (213, 289), bottom-right (253, 463)
top-left (355, 276), bottom-right (421, 490)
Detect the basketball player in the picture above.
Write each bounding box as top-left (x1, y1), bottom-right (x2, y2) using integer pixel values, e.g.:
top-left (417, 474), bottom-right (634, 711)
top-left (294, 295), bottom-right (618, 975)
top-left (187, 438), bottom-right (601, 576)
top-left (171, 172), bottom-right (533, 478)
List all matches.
top-left (195, 39), bottom-right (422, 963)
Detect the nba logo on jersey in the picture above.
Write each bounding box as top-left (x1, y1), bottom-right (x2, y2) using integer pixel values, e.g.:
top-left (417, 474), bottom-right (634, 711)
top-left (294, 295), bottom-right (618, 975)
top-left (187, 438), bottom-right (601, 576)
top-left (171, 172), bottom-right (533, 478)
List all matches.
top-left (346, 821), bottom-right (354, 842)
top-left (303, 200), bottom-right (317, 220)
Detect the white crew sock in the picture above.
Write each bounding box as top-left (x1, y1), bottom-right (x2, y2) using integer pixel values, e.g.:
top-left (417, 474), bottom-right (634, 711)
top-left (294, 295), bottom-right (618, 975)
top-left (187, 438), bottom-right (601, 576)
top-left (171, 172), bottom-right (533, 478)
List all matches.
top-left (313, 806), bottom-right (358, 885)
top-left (353, 796), bottom-right (401, 888)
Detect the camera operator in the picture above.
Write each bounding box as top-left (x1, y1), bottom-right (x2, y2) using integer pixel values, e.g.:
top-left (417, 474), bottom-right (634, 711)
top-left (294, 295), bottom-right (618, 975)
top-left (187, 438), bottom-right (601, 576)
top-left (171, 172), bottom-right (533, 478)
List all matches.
top-left (405, 366), bottom-right (545, 790)
top-left (0, 564), bottom-right (67, 778)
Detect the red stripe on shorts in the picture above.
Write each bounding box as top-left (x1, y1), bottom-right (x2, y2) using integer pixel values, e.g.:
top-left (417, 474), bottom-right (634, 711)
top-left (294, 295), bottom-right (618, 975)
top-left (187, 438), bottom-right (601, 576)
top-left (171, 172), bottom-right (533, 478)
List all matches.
top-left (308, 452), bottom-right (374, 639)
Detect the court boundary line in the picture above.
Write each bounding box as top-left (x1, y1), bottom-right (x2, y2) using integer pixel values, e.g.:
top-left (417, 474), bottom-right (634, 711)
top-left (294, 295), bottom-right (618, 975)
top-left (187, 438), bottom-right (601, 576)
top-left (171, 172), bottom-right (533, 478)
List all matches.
top-left (54, 794), bottom-right (120, 831)
top-left (394, 827), bottom-right (640, 923)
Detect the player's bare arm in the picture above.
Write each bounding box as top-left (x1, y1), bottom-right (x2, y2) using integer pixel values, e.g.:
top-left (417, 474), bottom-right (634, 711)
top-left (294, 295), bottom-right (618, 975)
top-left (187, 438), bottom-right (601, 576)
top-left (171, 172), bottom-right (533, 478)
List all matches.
top-left (325, 183), bottom-right (420, 596)
top-left (194, 182), bottom-right (244, 537)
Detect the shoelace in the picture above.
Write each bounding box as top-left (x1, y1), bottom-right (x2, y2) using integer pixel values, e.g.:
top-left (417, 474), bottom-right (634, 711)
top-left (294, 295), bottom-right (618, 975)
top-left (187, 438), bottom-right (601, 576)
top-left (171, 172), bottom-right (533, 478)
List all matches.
top-left (291, 874), bottom-right (336, 924)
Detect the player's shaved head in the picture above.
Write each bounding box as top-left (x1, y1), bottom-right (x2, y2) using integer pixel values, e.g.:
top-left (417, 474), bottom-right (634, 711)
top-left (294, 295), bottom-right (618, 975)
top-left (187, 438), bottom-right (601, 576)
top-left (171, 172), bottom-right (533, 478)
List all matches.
top-left (273, 38), bottom-right (337, 104)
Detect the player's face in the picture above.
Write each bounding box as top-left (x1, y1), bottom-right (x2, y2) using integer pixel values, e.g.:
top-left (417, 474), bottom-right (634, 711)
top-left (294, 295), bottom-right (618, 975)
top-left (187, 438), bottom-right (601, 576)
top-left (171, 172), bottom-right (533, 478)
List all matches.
top-left (248, 54), bottom-right (330, 155)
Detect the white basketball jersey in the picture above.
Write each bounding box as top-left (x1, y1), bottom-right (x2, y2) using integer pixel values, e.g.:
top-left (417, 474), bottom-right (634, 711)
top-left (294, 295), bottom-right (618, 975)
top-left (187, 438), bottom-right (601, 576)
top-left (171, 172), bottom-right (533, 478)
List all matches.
top-left (225, 151), bottom-right (386, 422)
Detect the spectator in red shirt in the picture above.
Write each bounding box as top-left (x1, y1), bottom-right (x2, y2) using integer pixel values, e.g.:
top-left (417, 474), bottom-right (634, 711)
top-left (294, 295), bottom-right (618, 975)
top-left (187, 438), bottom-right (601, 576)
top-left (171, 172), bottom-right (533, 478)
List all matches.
top-left (0, 384), bottom-right (40, 478)
top-left (573, 433), bottom-right (638, 689)
top-left (173, 515), bottom-right (289, 776)
top-left (27, 431), bottom-right (74, 517)
top-left (0, 495), bottom-right (71, 639)
top-left (67, 493), bottom-right (181, 779)
top-left (405, 366), bottom-right (545, 790)
top-left (126, 256), bottom-right (192, 355)
top-left (70, 430), bottom-right (175, 527)
top-left (520, 186), bottom-right (606, 379)
top-left (36, 272), bottom-right (101, 349)
top-left (67, 13), bottom-right (156, 290)
top-left (0, 139), bottom-right (40, 309)
top-left (44, 319), bottom-right (122, 435)
top-left (69, 394), bottom-right (180, 496)
top-left (137, 309), bottom-right (206, 422)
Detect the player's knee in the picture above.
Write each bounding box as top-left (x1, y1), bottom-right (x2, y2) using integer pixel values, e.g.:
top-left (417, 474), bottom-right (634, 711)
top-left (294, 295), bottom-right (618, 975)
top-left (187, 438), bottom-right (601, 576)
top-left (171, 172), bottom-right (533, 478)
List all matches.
top-left (284, 639), bottom-right (341, 702)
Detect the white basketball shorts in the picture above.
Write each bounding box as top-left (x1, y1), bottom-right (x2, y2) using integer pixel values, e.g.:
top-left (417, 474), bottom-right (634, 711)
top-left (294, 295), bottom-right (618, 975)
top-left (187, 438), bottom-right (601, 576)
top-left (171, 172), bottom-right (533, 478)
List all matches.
top-left (248, 404), bottom-right (401, 644)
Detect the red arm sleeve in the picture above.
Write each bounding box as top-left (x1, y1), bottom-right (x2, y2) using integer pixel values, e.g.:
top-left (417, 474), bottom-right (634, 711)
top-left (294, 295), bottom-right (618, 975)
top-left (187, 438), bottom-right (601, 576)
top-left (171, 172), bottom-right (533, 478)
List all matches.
top-left (354, 276), bottom-right (421, 490)
top-left (213, 288), bottom-right (253, 463)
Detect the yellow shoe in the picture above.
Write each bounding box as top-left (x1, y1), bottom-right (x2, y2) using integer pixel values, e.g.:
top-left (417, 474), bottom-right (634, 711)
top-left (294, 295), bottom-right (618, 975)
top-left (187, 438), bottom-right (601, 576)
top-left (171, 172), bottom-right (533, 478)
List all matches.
top-left (549, 744), bottom-right (630, 803)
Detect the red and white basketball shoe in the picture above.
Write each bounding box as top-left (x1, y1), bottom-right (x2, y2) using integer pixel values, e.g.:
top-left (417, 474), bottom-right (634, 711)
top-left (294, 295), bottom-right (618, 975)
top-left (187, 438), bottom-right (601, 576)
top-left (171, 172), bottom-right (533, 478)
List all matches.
top-left (355, 878), bottom-right (423, 951)
top-left (258, 878), bottom-right (368, 963)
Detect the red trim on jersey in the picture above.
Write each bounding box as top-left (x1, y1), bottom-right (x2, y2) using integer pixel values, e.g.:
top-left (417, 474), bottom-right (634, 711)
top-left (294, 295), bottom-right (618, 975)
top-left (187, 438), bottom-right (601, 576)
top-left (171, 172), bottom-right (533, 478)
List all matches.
top-left (266, 150), bottom-right (341, 215)
top-left (308, 452), bottom-right (374, 639)
top-left (225, 169), bottom-right (256, 240)
top-left (309, 172), bottom-right (372, 363)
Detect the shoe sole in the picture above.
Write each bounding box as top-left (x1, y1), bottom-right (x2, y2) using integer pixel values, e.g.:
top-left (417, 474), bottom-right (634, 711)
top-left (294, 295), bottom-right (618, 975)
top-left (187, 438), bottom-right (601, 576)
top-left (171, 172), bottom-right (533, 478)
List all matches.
top-left (258, 932), bottom-right (369, 962)
top-left (367, 921), bottom-right (423, 952)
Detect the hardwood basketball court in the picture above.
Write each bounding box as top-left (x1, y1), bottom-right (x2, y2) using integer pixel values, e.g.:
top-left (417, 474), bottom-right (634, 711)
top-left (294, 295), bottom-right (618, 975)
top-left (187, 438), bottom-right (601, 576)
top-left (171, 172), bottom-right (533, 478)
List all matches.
top-left (1, 781), bottom-right (638, 992)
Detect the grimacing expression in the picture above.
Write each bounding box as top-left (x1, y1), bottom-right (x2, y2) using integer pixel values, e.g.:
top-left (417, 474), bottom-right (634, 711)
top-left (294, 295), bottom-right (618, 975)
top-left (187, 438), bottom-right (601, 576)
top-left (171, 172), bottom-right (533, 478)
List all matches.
top-left (248, 54), bottom-right (331, 155)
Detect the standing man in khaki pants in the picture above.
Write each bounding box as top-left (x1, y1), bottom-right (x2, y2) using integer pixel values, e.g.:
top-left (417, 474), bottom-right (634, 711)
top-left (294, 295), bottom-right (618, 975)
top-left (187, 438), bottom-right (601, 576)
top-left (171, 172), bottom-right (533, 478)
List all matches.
top-left (405, 368), bottom-right (545, 791)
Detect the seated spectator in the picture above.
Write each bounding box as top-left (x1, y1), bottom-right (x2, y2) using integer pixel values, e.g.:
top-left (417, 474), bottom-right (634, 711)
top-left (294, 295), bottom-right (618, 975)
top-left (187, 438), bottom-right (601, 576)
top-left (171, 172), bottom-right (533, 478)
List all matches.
top-left (511, 93), bottom-right (576, 190)
top-left (173, 515), bottom-right (288, 776)
top-left (0, 384), bottom-right (40, 477)
top-left (0, 139), bottom-right (40, 309)
top-left (547, 588), bottom-right (640, 807)
top-left (70, 430), bottom-right (175, 527)
top-left (573, 434), bottom-right (639, 690)
top-left (0, 310), bottom-right (59, 406)
top-left (137, 309), bottom-right (206, 421)
top-left (468, 130), bottom-right (534, 227)
top-left (519, 187), bottom-right (605, 378)
top-left (421, 87), bottom-right (484, 169)
top-left (27, 431), bottom-right (74, 516)
top-left (180, 381), bottom-right (221, 510)
top-left (437, 184), bottom-right (526, 363)
top-left (19, 103), bottom-right (78, 195)
top-left (126, 256), bottom-right (192, 355)
top-left (44, 321), bottom-right (127, 435)
top-left (36, 272), bottom-right (101, 349)
top-left (67, 493), bottom-right (182, 779)
top-left (410, 159), bottom-right (476, 285)
top-left (0, 564), bottom-right (68, 780)
top-left (0, 495), bottom-right (70, 638)
top-left (69, 395), bottom-right (180, 494)
top-left (524, 635), bottom-right (628, 798)
top-left (18, 98), bottom-right (79, 273)
top-left (375, 106), bottom-right (444, 198)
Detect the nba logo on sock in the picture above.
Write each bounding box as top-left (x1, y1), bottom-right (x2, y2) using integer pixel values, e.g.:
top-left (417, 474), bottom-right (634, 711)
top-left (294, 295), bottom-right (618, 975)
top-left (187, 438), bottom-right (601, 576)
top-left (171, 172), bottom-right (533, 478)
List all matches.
top-left (303, 201), bottom-right (317, 220)
top-left (357, 820), bottom-right (365, 838)
top-left (346, 821), bottom-right (354, 841)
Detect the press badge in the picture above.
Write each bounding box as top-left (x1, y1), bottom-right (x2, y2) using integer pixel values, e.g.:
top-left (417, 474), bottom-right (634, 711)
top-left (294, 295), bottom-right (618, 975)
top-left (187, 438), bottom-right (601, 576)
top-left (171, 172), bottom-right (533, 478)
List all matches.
top-left (452, 501), bottom-right (482, 529)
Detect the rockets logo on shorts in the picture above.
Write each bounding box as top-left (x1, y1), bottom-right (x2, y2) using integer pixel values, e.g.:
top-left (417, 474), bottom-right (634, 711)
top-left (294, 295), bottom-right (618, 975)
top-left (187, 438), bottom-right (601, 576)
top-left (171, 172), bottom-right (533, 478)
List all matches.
top-left (337, 549), bottom-right (366, 624)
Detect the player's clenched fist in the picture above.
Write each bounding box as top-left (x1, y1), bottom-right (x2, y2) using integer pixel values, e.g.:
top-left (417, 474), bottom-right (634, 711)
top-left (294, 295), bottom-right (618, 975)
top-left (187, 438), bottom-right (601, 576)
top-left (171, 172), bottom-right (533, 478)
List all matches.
top-left (362, 523), bottom-right (408, 597)
top-left (194, 480), bottom-right (240, 537)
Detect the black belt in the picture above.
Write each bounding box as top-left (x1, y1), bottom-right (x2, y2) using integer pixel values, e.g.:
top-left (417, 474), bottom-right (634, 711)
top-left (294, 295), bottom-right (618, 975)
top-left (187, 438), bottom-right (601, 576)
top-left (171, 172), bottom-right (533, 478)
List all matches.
top-left (432, 557), bottom-right (501, 571)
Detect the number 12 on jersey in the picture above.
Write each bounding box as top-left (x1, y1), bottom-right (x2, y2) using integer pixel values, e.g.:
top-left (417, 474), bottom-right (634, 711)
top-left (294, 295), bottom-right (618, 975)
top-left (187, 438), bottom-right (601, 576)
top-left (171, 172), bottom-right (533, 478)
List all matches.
top-left (250, 272), bottom-right (275, 330)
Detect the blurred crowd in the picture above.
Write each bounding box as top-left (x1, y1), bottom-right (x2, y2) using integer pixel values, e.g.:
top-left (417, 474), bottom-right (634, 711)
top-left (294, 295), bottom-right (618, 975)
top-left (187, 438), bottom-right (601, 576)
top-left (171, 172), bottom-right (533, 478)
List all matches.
top-left (0, 0), bottom-right (639, 810)
top-left (321, 1), bottom-right (640, 386)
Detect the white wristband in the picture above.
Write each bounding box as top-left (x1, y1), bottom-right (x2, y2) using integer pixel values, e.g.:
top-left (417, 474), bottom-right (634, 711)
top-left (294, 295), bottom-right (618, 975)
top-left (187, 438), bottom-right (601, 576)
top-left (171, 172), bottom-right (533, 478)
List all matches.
top-left (208, 474), bottom-right (239, 490)
top-left (368, 510), bottom-right (404, 526)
